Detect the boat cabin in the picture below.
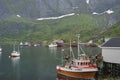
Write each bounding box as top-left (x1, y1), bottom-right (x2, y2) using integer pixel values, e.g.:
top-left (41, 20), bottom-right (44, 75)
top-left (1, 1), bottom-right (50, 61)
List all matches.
top-left (70, 54), bottom-right (97, 68)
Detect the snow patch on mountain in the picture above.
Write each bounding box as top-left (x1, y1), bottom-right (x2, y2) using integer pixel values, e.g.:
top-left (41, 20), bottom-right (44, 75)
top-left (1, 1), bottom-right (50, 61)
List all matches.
top-left (86, 0), bottom-right (90, 4)
top-left (105, 10), bottom-right (114, 14)
top-left (36, 13), bottom-right (75, 20)
top-left (92, 9), bottom-right (114, 15)
top-left (16, 15), bottom-right (21, 17)
top-left (92, 12), bottom-right (104, 15)
top-left (92, 12), bottom-right (99, 15)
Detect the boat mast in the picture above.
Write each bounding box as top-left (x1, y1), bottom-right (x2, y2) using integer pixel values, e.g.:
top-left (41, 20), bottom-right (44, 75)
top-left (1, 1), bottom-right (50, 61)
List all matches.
top-left (13, 41), bottom-right (16, 51)
top-left (18, 46), bottom-right (20, 54)
top-left (61, 49), bottom-right (64, 66)
top-left (70, 40), bottom-right (75, 59)
top-left (77, 34), bottom-right (80, 57)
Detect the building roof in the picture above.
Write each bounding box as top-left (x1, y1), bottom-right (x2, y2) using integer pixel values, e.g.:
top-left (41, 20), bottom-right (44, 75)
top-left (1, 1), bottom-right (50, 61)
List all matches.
top-left (101, 37), bottom-right (120, 47)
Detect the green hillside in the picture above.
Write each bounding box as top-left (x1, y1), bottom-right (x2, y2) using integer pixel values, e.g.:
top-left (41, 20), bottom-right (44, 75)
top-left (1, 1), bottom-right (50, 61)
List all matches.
top-left (103, 21), bottom-right (120, 37)
top-left (0, 14), bottom-right (109, 44)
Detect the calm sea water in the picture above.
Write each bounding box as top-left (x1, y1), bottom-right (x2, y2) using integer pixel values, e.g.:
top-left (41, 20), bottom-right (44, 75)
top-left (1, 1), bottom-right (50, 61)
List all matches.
top-left (0, 45), bottom-right (101, 80)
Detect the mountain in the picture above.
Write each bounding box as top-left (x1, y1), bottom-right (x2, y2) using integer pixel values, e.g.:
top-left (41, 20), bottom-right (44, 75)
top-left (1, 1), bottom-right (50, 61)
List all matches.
top-left (103, 21), bottom-right (120, 37)
top-left (0, 0), bottom-right (119, 18)
top-left (0, 0), bottom-right (120, 26)
top-left (0, 14), bottom-right (120, 45)
top-left (0, 0), bottom-right (120, 44)
top-left (0, 14), bottom-right (101, 44)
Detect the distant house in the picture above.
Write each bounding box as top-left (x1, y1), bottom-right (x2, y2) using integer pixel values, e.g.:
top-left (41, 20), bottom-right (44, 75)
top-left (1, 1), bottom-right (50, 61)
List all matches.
top-left (101, 37), bottom-right (120, 64)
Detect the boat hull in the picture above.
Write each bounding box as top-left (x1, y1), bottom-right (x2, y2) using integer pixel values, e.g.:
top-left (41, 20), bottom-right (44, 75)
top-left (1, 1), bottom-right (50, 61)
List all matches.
top-left (11, 53), bottom-right (20, 57)
top-left (57, 69), bottom-right (96, 79)
top-left (56, 43), bottom-right (65, 47)
top-left (11, 55), bottom-right (20, 57)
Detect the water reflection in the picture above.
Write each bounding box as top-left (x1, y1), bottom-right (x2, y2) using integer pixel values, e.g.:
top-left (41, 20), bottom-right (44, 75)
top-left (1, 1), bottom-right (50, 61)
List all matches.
top-left (0, 52), bottom-right (1, 61)
top-left (57, 74), bottom-right (92, 80)
top-left (11, 57), bottom-right (20, 80)
top-left (49, 47), bottom-right (57, 54)
top-left (0, 46), bottom-right (101, 80)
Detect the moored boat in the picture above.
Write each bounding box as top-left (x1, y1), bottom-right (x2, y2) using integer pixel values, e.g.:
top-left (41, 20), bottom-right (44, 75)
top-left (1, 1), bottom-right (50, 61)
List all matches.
top-left (56, 40), bottom-right (65, 47)
top-left (11, 50), bottom-right (20, 57)
top-left (10, 43), bottom-right (20, 57)
top-left (48, 43), bottom-right (57, 47)
top-left (56, 34), bottom-right (98, 79)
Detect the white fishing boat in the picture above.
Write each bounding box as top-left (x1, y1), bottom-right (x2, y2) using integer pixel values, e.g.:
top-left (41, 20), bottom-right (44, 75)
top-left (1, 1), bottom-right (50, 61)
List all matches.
top-left (11, 50), bottom-right (20, 57)
top-left (11, 44), bottom-right (20, 57)
top-left (56, 34), bottom-right (98, 79)
top-left (48, 43), bottom-right (57, 47)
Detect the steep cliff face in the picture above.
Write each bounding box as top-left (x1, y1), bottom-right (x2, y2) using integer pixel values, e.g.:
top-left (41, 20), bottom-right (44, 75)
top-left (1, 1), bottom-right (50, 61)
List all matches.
top-left (0, 0), bottom-right (120, 43)
top-left (89, 0), bottom-right (117, 12)
top-left (0, 0), bottom-right (120, 19)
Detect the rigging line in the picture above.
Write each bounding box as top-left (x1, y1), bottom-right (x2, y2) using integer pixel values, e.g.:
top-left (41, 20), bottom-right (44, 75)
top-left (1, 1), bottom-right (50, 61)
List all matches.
top-left (80, 46), bottom-right (86, 54)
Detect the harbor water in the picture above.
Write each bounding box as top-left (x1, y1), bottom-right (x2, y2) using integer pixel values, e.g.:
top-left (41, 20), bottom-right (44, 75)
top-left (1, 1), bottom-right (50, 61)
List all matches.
top-left (0, 45), bottom-right (101, 80)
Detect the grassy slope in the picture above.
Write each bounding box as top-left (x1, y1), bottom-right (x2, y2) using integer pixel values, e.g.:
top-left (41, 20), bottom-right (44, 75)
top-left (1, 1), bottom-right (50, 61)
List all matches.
top-left (0, 14), bottom-right (110, 44)
top-left (103, 22), bottom-right (120, 37)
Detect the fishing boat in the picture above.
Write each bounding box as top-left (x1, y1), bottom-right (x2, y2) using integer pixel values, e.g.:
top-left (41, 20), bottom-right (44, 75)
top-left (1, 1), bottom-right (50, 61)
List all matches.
top-left (11, 50), bottom-right (20, 57)
top-left (11, 44), bottom-right (20, 57)
top-left (56, 34), bottom-right (98, 79)
top-left (56, 40), bottom-right (65, 47)
top-left (48, 43), bottom-right (57, 48)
